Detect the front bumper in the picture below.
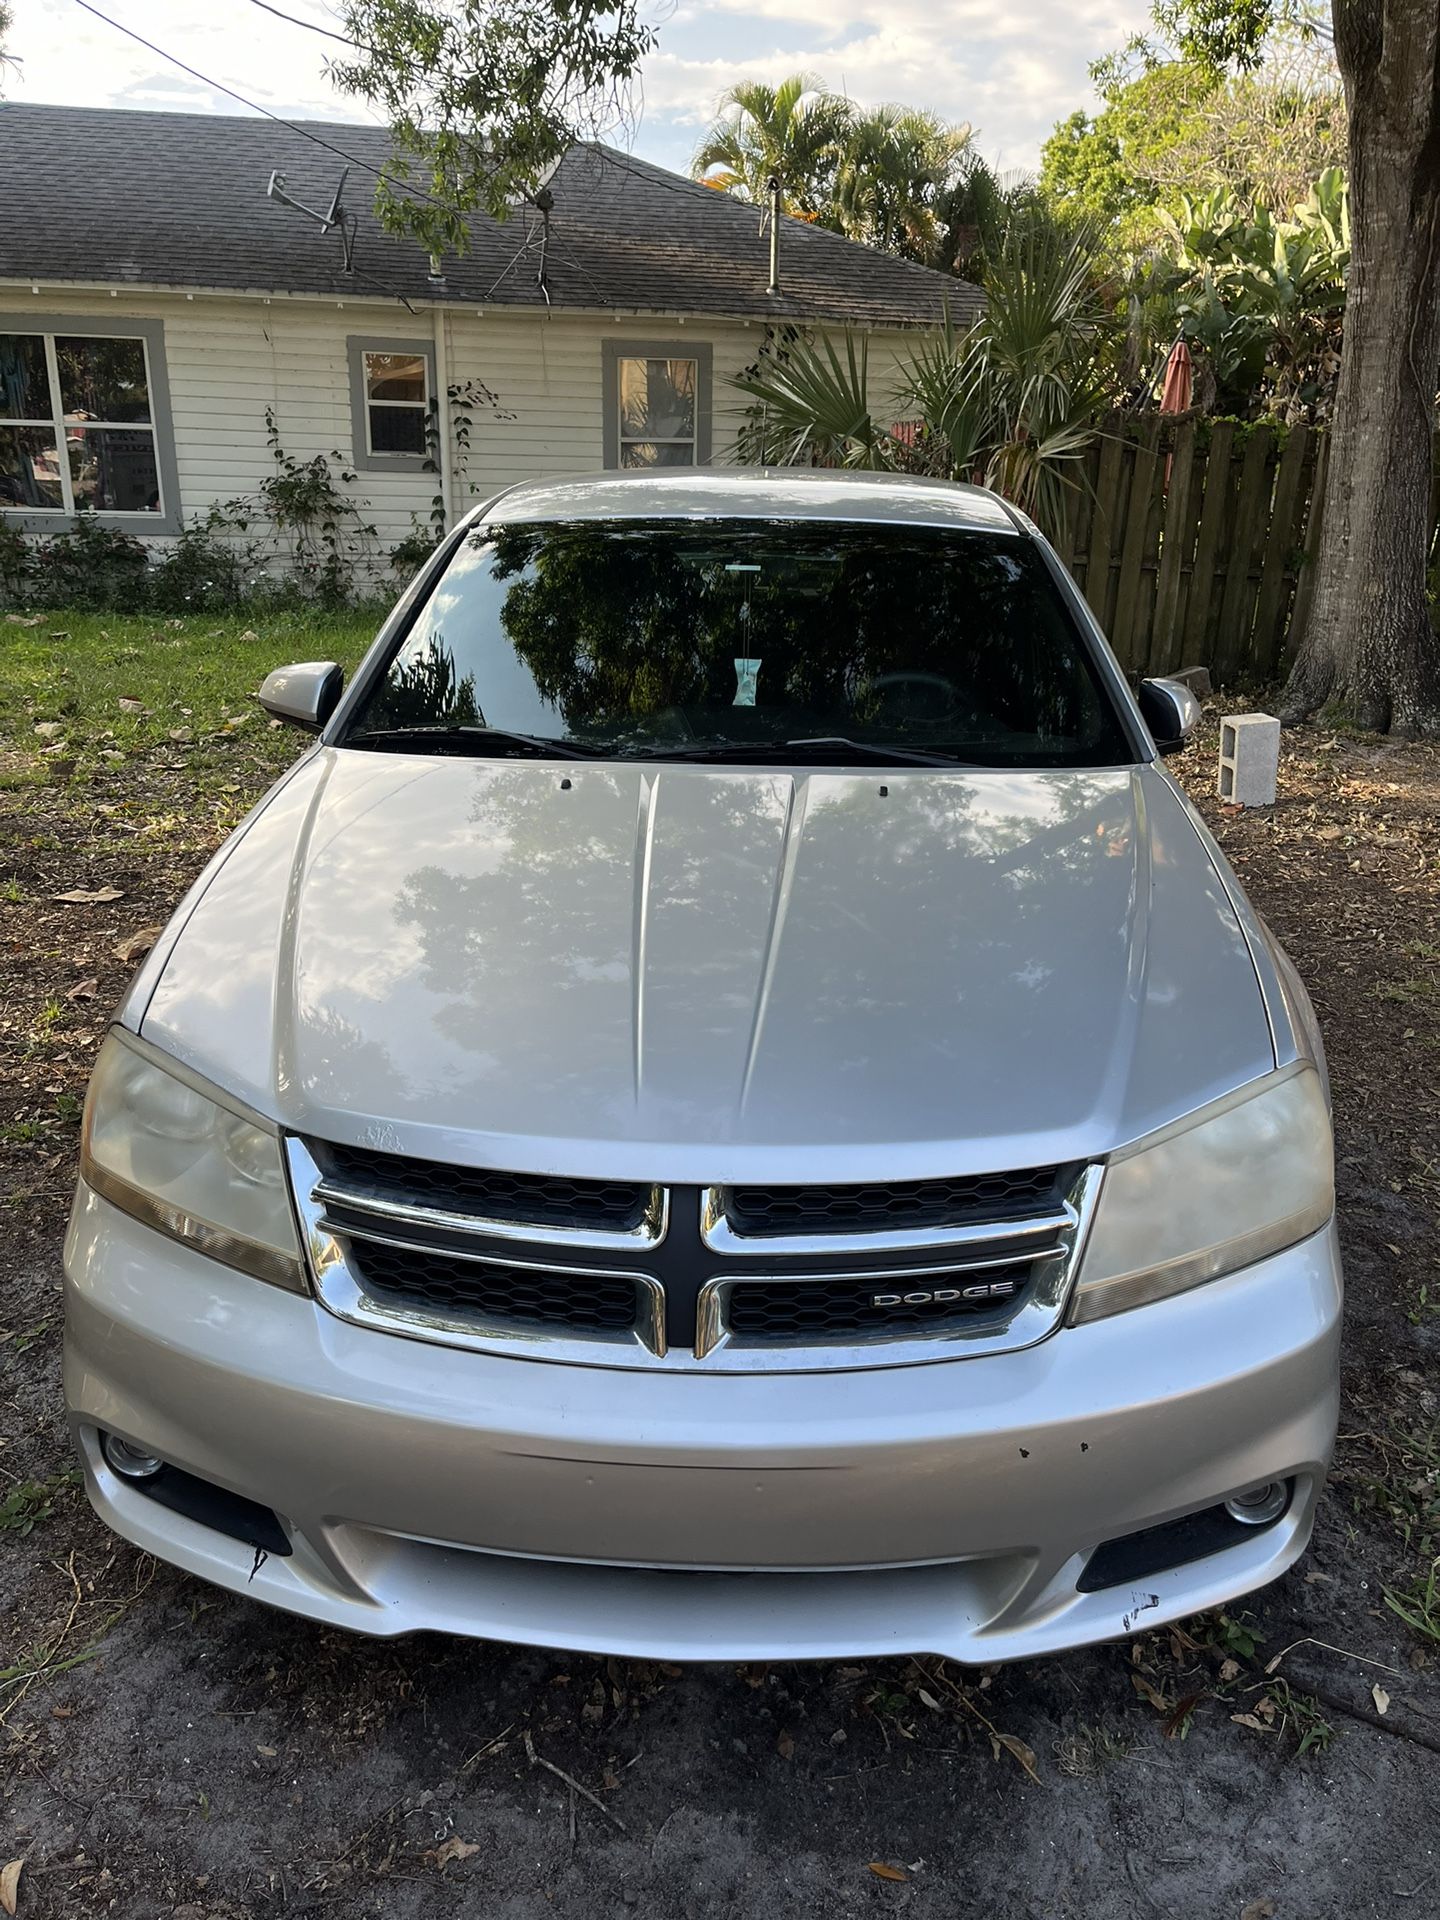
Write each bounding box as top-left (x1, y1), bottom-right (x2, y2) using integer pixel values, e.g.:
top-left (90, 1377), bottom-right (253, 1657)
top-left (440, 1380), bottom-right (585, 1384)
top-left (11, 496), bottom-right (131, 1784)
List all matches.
top-left (63, 1185), bottom-right (1342, 1662)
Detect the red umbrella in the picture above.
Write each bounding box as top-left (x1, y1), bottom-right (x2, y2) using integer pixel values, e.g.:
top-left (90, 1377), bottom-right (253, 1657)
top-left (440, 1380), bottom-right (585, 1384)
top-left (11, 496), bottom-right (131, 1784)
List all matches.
top-left (1160, 339), bottom-right (1193, 487)
top-left (1160, 338), bottom-right (1193, 413)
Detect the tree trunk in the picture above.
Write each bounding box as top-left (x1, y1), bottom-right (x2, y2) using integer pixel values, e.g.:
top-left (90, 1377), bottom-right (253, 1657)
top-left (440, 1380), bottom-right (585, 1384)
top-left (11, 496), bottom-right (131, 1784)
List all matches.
top-left (1282, 0), bottom-right (1440, 735)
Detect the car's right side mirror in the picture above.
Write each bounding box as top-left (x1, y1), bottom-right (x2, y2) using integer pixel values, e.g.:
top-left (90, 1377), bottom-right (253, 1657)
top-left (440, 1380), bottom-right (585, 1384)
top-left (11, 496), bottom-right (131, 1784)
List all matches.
top-left (257, 661), bottom-right (344, 733)
top-left (1137, 676), bottom-right (1201, 756)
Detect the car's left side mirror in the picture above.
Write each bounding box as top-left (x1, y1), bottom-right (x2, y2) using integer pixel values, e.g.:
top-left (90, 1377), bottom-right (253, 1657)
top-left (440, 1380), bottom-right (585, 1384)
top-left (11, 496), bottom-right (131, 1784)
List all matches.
top-left (257, 661), bottom-right (344, 733)
top-left (1137, 676), bottom-right (1201, 756)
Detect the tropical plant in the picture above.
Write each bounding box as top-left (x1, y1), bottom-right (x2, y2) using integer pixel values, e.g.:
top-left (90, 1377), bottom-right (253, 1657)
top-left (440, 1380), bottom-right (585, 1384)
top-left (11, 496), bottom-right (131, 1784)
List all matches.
top-left (692, 74), bottom-right (973, 267)
top-left (930, 157), bottom-right (1068, 280)
top-left (1120, 167), bottom-right (1349, 415)
top-left (732, 224), bottom-right (1107, 539)
top-left (692, 74), bottom-right (853, 219)
top-left (830, 105), bottom-right (973, 262)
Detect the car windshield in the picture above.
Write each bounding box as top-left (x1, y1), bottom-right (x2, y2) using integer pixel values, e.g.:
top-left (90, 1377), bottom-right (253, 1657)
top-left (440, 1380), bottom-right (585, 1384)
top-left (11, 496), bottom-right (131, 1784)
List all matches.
top-left (345, 519), bottom-right (1133, 768)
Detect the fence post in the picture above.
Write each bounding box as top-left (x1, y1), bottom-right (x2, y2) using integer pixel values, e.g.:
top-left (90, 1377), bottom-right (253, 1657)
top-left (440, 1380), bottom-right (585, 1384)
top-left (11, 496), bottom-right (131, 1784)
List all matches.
top-left (1151, 419), bottom-right (1199, 674)
top-left (1111, 417), bottom-right (1162, 671)
top-left (1250, 423), bottom-right (1312, 677)
top-left (1083, 418), bottom-right (1125, 629)
top-left (1213, 426), bottom-right (1274, 685)
top-left (1182, 420), bottom-right (1236, 665)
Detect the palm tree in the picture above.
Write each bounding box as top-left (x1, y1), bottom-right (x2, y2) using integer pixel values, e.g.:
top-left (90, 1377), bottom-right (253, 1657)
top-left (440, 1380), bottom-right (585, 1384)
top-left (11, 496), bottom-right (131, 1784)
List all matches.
top-left (692, 74), bottom-right (853, 220)
top-left (731, 221), bottom-right (1106, 540)
top-left (832, 105), bottom-right (973, 262)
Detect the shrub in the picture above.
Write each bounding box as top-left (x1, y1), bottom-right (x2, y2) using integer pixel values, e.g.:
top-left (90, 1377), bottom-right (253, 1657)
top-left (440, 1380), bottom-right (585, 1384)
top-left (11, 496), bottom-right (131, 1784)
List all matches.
top-left (146, 515), bottom-right (256, 613)
top-left (0, 520), bottom-right (28, 602)
top-left (24, 515), bottom-right (151, 610)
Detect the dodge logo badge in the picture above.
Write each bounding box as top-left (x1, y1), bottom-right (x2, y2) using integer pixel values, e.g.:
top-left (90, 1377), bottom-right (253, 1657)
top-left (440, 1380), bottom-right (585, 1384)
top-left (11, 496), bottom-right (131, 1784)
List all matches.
top-left (871, 1280), bottom-right (1018, 1308)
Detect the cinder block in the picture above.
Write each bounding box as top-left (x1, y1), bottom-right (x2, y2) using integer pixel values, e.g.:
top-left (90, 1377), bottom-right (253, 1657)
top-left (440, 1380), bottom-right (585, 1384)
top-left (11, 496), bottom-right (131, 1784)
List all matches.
top-left (1173, 665), bottom-right (1213, 699)
top-left (1217, 712), bottom-right (1280, 807)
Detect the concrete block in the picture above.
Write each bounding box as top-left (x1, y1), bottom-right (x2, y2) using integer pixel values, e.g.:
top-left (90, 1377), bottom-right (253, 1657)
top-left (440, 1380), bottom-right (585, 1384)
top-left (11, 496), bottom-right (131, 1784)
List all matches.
top-left (1217, 712), bottom-right (1280, 806)
top-left (1172, 665), bottom-right (1212, 699)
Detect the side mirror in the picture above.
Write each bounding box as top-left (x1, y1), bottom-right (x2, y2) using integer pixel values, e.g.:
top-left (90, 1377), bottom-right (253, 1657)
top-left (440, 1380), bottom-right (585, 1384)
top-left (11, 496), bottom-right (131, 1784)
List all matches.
top-left (257, 661), bottom-right (344, 733)
top-left (1137, 676), bottom-right (1201, 756)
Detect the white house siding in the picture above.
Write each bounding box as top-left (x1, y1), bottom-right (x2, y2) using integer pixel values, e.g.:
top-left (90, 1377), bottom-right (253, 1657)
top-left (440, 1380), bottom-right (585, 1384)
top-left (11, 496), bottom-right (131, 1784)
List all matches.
top-left (1, 284), bottom-right (924, 579)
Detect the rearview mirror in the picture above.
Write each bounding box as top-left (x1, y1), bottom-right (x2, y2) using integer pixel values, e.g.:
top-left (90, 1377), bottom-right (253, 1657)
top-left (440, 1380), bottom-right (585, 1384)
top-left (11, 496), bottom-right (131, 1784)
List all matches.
top-left (257, 661), bottom-right (344, 733)
top-left (1137, 676), bottom-right (1201, 756)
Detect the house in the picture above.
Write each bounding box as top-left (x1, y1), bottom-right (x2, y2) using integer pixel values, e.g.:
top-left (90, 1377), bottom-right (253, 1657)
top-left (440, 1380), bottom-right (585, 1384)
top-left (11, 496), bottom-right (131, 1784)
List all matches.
top-left (0, 104), bottom-right (980, 574)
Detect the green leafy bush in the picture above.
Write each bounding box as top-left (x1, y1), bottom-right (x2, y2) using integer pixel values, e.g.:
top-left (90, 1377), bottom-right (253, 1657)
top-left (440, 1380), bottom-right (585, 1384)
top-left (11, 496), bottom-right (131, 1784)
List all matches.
top-left (145, 514), bottom-right (257, 613)
top-left (23, 515), bottom-right (151, 610)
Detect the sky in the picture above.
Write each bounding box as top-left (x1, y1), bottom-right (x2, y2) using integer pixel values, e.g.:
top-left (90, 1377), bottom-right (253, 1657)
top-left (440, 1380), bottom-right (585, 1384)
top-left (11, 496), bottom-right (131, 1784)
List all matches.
top-left (5, 0), bottom-right (1154, 178)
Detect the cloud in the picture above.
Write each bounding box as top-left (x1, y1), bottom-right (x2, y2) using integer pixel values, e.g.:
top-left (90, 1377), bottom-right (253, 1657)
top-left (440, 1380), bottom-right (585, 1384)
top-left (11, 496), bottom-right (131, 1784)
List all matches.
top-left (636, 0), bottom-right (1152, 169)
top-left (9, 0), bottom-right (1151, 175)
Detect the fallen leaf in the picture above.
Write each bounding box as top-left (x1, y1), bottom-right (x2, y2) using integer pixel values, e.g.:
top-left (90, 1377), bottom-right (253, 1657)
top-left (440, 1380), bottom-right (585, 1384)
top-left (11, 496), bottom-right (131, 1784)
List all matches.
top-left (113, 926), bottom-right (161, 964)
top-left (1218, 1658), bottom-right (1241, 1683)
top-left (867, 1862), bottom-right (908, 1883)
top-left (52, 886), bottom-right (124, 905)
top-left (117, 697), bottom-right (150, 714)
top-left (1372, 1683), bottom-right (1390, 1716)
top-left (776, 1729), bottom-right (795, 1760)
top-left (990, 1731), bottom-right (1040, 1782)
top-left (33, 721), bottom-right (63, 739)
top-left (1230, 1712), bottom-right (1272, 1733)
top-left (256, 1744), bottom-right (278, 1757)
top-left (5, 612), bottom-right (43, 626)
top-left (1131, 1672), bottom-right (1169, 1713)
top-left (0, 1859), bottom-right (21, 1918)
top-left (1239, 1902), bottom-right (1275, 1920)
top-left (916, 1687), bottom-right (943, 1712)
top-left (65, 979), bottom-right (99, 1002)
top-left (1162, 1690), bottom-right (1208, 1738)
top-left (433, 1836), bottom-right (481, 1869)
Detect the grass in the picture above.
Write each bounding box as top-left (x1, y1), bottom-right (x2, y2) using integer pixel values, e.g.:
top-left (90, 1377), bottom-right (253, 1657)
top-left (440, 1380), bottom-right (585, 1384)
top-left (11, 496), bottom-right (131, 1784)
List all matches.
top-left (0, 606), bottom-right (381, 785)
top-left (1348, 1421), bottom-right (1440, 1646)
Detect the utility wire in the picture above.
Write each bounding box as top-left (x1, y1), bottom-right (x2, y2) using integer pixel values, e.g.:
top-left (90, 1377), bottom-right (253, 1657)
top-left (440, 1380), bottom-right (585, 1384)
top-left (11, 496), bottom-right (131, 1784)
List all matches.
top-left (71, 0), bottom-right (776, 323)
top-left (71, 0), bottom-right (441, 212)
top-left (74, 0), bottom-right (739, 218)
top-left (245, 0), bottom-right (364, 50)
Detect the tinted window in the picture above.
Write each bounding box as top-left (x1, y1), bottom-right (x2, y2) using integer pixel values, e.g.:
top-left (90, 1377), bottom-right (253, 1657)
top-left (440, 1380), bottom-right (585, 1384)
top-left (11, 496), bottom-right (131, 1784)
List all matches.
top-left (350, 520), bottom-right (1132, 768)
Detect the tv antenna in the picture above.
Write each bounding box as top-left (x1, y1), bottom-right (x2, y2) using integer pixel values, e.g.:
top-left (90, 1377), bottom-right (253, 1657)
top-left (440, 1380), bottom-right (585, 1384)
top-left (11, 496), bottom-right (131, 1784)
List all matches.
top-left (267, 166), bottom-right (349, 233)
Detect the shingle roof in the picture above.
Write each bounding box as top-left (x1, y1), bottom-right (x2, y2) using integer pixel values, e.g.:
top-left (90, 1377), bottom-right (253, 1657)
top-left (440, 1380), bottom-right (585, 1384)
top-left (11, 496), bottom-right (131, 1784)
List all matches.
top-left (0, 104), bottom-right (982, 328)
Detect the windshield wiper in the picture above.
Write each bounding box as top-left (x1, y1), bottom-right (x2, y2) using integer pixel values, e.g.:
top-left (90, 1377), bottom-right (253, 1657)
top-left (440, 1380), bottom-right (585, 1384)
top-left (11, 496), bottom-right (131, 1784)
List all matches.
top-left (623, 736), bottom-right (977, 768)
top-left (347, 725), bottom-right (593, 761)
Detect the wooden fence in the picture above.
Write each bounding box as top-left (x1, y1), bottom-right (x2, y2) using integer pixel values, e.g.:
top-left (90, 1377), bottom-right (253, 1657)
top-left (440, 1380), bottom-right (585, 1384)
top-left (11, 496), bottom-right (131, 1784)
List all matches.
top-left (1054, 413), bottom-right (1329, 684)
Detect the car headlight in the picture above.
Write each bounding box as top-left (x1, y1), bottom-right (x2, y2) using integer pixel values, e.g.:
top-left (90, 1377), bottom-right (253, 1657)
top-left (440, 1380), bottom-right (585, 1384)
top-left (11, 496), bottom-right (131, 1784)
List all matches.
top-left (1071, 1064), bottom-right (1333, 1324)
top-left (80, 1029), bottom-right (305, 1292)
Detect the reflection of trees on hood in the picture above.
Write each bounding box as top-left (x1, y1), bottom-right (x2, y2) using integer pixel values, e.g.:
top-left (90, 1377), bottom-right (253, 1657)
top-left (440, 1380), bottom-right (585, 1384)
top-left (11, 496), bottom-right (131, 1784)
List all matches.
top-left (485, 524), bottom-right (1103, 745)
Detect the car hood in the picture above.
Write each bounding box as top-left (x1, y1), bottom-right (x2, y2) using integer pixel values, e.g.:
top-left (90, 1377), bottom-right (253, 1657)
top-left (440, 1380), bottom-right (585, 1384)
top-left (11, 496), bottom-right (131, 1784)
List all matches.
top-left (138, 749), bottom-right (1274, 1181)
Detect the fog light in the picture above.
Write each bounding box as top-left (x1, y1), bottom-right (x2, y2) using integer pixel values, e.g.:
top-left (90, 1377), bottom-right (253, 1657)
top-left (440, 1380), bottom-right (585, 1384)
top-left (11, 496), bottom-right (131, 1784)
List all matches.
top-left (1224, 1481), bottom-right (1288, 1527)
top-left (102, 1432), bottom-right (164, 1481)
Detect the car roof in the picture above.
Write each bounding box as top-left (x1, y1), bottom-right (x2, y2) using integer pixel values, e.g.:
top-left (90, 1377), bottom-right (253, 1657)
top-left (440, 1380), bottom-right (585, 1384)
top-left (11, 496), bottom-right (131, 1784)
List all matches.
top-left (479, 469), bottom-right (1021, 534)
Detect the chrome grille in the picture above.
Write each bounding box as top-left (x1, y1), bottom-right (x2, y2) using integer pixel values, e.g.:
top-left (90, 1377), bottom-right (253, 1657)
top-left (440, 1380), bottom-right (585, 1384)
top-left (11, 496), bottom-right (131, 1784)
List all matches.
top-left (319, 1141), bottom-right (653, 1234)
top-left (349, 1239), bottom-right (639, 1331)
top-left (724, 1261), bottom-right (1034, 1340)
top-left (724, 1168), bottom-right (1064, 1236)
top-left (286, 1138), bottom-right (1099, 1374)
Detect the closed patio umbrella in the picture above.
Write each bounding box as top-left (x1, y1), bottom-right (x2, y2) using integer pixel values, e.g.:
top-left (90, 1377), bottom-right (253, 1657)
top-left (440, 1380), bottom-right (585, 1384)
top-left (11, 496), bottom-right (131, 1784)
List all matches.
top-left (1160, 338), bottom-right (1193, 414)
top-left (1160, 338), bottom-right (1193, 487)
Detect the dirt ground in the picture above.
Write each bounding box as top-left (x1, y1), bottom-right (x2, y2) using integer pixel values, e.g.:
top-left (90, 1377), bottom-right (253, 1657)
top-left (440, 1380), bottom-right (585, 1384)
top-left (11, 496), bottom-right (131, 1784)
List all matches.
top-left (2, 696), bottom-right (1439, 1920)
